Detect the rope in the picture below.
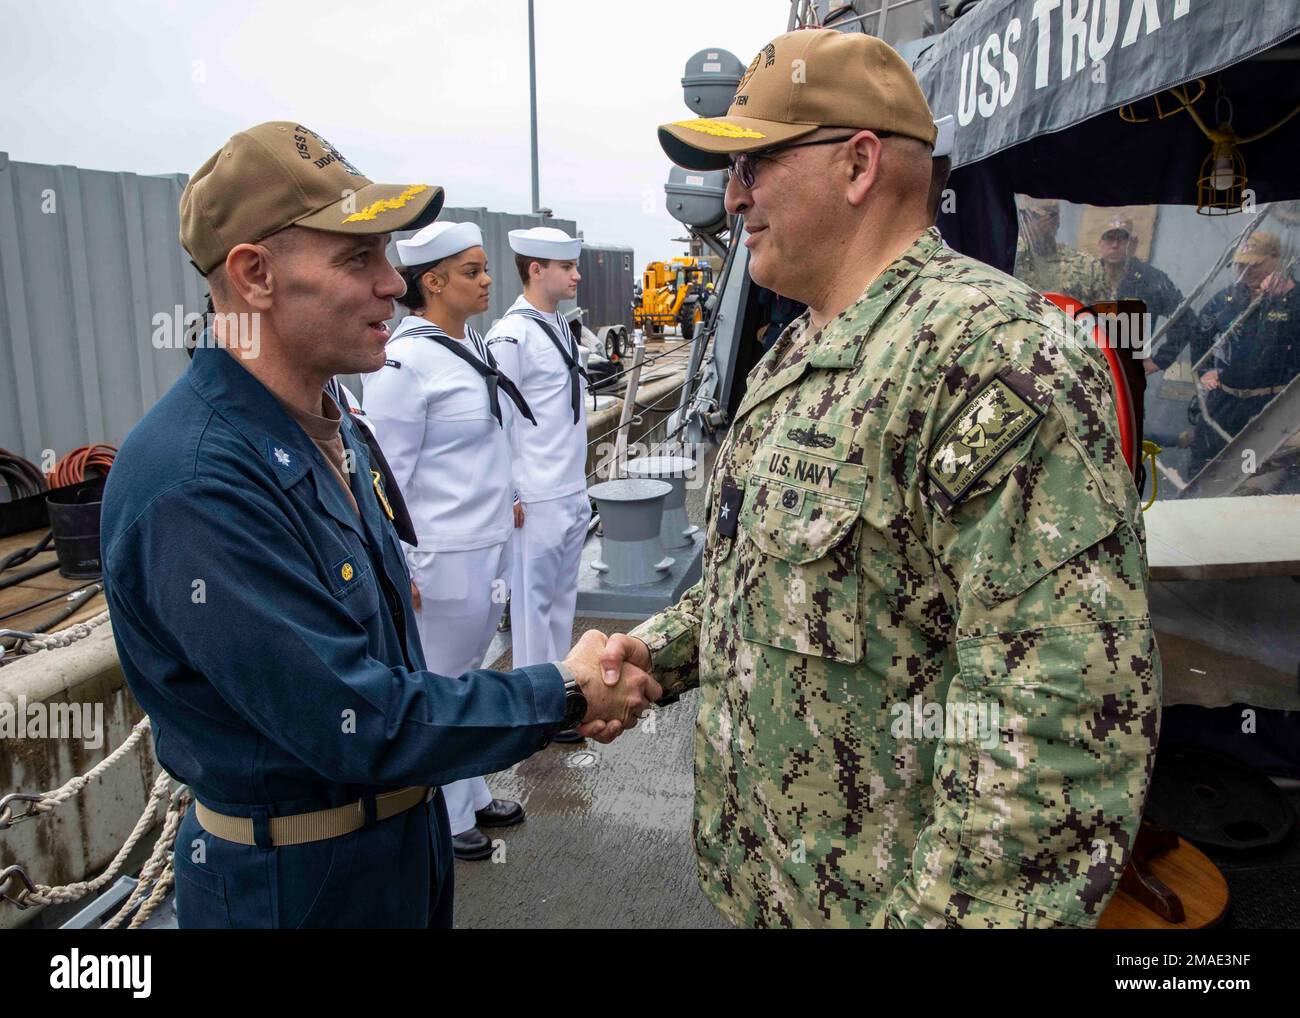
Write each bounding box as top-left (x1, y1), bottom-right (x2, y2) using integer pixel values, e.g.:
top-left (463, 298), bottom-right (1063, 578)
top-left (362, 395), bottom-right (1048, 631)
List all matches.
top-left (105, 786), bottom-right (190, 929)
top-left (586, 379), bottom-right (703, 484)
top-left (7, 717), bottom-right (152, 825)
top-left (1, 712), bottom-right (190, 924)
top-left (634, 375), bottom-right (695, 412)
top-left (11, 769), bottom-right (170, 908)
top-left (15, 610), bottom-right (111, 652)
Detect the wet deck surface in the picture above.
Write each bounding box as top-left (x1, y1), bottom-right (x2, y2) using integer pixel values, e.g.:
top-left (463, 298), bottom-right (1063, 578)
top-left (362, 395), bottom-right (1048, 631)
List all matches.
top-left (454, 440), bottom-right (729, 928)
top-left (453, 667), bottom-right (728, 929)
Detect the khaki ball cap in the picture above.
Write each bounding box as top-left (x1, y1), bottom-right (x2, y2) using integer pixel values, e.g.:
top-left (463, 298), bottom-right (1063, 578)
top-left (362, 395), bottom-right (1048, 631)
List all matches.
top-left (658, 30), bottom-right (937, 171)
top-left (181, 121), bottom-right (444, 275)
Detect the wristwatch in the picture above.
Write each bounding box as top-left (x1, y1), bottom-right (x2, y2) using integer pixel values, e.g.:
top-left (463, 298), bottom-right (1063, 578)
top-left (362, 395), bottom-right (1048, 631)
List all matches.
top-left (561, 674), bottom-right (587, 729)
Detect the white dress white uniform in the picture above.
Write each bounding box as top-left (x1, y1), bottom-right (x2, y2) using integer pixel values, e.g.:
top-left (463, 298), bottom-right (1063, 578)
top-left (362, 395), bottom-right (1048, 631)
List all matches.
top-left (362, 315), bottom-right (517, 837)
top-left (486, 295), bottom-right (592, 668)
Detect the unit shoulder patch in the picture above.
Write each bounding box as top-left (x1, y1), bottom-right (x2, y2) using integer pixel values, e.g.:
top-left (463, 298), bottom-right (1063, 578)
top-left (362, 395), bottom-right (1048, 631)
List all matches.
top-left (384, 358), bottom-right (401, 369)
top-left (927, 372), bottom-right (1045, 505)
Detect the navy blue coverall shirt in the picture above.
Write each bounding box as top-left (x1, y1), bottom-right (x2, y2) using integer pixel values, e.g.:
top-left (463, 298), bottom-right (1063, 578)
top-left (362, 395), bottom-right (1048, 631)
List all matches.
top-left (101, 344), bottom-right (566, 928)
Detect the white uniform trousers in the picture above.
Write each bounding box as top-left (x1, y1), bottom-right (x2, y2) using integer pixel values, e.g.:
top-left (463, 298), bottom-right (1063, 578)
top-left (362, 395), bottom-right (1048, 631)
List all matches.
top-left (509, 490), bottom-right (592, 667)
top-left (407, 539), bottom-right (511, 836)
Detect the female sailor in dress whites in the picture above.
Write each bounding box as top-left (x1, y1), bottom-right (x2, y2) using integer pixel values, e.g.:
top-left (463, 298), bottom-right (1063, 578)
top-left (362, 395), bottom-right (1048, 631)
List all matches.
top-left (363, 221), bottom-right (536, 860)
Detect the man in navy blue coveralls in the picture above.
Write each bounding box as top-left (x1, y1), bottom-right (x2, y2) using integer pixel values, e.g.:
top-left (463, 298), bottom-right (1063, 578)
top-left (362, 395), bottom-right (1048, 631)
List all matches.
top-left (101, 122), bottom-right (657, 928)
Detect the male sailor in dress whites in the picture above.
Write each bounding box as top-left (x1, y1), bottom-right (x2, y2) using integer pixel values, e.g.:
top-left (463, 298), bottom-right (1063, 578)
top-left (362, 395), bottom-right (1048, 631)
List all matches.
top-left (363, 220), bottom-right (534, 859)
top-left (487, 227), bottom-right (590, 742)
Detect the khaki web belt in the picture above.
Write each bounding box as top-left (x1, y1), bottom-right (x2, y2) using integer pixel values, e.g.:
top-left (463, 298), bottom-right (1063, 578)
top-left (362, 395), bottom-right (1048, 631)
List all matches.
top-left (195, 786), bottom-right (432, 847)
top-left (1220, 383), bottom-right (1285, 398)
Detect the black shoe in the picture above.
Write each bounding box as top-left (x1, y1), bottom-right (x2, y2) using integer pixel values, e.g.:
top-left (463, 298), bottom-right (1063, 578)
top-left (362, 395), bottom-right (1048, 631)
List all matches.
top-left (452, 827), bottom-right (495, 861)
top-left (474, 798), bottom-right (525, 829)
top-left (551, 728), bottom-right (585, 743)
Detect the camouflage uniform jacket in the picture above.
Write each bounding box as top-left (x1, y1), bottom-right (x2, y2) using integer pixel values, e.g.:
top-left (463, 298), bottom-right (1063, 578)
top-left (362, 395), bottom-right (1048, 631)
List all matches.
top-left (631, 227), bottom-right (1161, 928)
top-left (1014, 238), bottom-right (1107, 306)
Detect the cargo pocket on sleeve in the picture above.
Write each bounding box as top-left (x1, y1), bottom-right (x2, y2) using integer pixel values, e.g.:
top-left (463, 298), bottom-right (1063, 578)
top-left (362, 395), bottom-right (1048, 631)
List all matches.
top-left (965, 426), bottom-right (1125, 610)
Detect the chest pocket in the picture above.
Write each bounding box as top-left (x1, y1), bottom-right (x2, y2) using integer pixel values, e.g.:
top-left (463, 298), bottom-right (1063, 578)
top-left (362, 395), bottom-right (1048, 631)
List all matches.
top-left (737, 478), bottom-right (862, 663)
top-left (329, 553), bottom-right (380, 624)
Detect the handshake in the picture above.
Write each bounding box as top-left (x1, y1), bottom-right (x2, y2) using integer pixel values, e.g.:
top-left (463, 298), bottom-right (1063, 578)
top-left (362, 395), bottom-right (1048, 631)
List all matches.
top-left (560, 631), bottom-right (659, 744)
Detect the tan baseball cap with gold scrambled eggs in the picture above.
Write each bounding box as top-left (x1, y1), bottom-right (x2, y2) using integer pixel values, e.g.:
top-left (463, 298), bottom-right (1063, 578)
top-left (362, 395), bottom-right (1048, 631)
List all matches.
top-left (1233, 230), bottom-right (1281, 265)
top-left (658, 30), bottom-right (937, 170)
top-left (181, 121), bottom-right (444, 274)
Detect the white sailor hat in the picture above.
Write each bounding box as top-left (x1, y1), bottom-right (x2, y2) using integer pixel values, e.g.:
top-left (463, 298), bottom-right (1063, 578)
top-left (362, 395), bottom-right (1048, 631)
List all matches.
top-left (508, 226), bottom-right (581, 261)
top-left (933, 115), bottom-right (954, 159)
top-left (396, 221), bottom-right (483, 266)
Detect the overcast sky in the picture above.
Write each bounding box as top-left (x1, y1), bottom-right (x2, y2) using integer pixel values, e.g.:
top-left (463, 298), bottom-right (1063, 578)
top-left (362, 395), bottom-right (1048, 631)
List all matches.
top-left (1, 0), bottom-right (784, 265)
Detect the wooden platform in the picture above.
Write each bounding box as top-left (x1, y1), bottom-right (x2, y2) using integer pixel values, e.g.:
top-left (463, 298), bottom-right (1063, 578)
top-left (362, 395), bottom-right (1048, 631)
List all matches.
top-left (1098, 836), bottom-right (1230, 930)
top-left (0, 528), bottom-right (106, 638)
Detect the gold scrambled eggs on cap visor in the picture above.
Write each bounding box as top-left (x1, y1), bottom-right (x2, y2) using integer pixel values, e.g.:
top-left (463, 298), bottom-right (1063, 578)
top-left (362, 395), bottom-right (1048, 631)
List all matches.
top-left (657, 116), bottom-right (820, 171)
top-left (297, 182), bottom-right (445, 235)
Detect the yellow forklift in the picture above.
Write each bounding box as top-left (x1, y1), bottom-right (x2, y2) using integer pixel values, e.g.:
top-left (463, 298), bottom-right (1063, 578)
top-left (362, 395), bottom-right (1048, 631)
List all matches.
top-left (632, 257), bottom-right (713, 340)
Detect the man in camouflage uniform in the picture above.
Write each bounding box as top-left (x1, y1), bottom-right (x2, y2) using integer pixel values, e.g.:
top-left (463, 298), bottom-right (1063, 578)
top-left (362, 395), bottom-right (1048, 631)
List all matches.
top-left (1014, 197), bottom-right (1107, 306)
top-left (595, 30), bottom-right (1160, 928)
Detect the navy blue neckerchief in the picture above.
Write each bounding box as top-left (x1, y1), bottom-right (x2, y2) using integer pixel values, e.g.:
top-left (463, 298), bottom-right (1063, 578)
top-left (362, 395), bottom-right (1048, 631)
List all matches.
top-left (506, 308), bottom-right (588, 424)
top-left (402, 323), bottom-right (537, 428)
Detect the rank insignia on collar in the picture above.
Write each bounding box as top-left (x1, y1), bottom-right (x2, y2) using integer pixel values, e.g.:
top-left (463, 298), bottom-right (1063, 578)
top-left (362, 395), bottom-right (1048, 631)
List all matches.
top-left (371, 469), bottom-right (395, 521)
top-left (927, 371), bottom-right (1045, 506)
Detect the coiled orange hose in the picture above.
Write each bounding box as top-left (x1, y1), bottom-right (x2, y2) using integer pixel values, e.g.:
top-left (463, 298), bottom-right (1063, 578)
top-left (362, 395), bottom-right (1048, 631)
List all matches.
top-left (48, 444), bottom-right (117, 488)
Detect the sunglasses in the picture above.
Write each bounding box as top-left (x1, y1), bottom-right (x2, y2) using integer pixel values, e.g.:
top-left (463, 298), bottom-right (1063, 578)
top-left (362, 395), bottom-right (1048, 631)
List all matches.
top-left (727, 132), bottom-right (884, 190)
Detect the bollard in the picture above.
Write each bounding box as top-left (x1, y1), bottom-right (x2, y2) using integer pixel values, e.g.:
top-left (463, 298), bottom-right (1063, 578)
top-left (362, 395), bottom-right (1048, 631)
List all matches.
top-left (624, 456), bottom-right (699, 549)
top-left (589, 478), bottom-right (674, 587)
